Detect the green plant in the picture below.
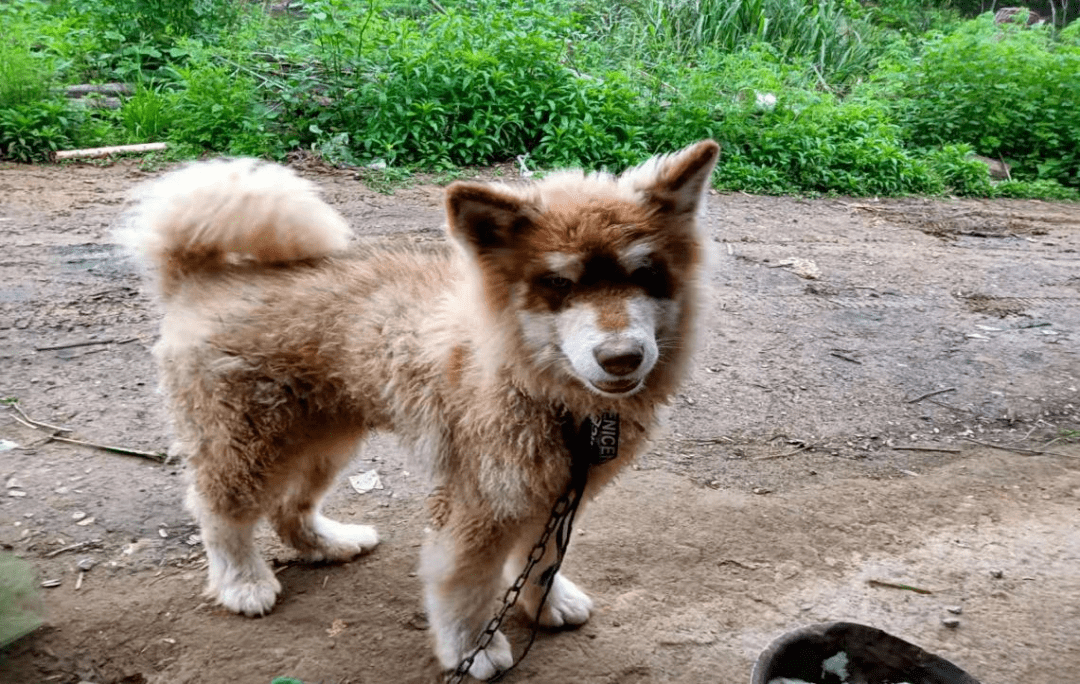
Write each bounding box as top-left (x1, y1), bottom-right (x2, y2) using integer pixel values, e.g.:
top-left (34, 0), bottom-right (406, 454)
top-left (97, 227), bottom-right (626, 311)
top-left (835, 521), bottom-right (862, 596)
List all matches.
top-left (0, 101), bottom-right (81, 162)
top-left (990, 179), bottom-right (1079, 201)
top-left (0, 554), bottom-right (44, 647)
top-left (632, 0), bottom-right (885, 84)
top-left (901, 14), bottom-right (1080, 187)
top-left (119, 85), bottom-right (176, 142)
top-left (923, 144), bottom-right (995, 196)
top-left (164, 51), bottom-right (280, 157)
top-left (0, 39), bottom-right (54, 109)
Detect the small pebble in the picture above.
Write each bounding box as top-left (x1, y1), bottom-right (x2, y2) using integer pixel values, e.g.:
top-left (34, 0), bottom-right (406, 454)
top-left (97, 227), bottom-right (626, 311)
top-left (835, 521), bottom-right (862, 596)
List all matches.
top-left (990, 569), bottom-right (1004, 579)
top-left (946, 606), bottom-right (963, 615)
top-left (77, 558), bottom-right (96, 572)
top-left (72, 511), bottom-right (87, 522)
top-left (41, 579), bottom-right (62, 588)
top-left (76, 517), bottom-right (95, 526)
top-left (8, 490), bottom-right (27, 498)
top-left (942, 617), bottom-right (961, 629)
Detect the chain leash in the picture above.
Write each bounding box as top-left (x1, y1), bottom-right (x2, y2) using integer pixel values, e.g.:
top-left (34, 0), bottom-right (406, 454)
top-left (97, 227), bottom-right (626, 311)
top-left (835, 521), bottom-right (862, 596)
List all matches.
top-left (443, 412), bottom-right (619, 684)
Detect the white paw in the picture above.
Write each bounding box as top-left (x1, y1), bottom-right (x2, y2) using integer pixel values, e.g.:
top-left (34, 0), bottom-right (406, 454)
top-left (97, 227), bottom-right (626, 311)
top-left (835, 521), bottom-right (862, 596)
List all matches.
top-left (466, 629), bottom-right (514, 681)
top-left (537, 574), bottom-right (593, 628)
top-left (215, 574), bottom-right (282, 616)
top-left (308, 516), bottom-right (379, 561)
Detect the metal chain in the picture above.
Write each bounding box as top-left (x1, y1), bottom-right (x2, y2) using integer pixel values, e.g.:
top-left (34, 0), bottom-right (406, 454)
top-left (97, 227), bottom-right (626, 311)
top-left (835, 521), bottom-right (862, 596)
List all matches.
top-left (443, 412), bottom-right (617, 683)
top-left (444, 485), bottom-right (582, 684)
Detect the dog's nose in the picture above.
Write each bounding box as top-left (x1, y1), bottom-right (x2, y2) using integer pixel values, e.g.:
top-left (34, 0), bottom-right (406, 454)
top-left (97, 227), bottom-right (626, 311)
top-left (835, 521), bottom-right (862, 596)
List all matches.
top-left (594, 343), bottom-right (644, 376)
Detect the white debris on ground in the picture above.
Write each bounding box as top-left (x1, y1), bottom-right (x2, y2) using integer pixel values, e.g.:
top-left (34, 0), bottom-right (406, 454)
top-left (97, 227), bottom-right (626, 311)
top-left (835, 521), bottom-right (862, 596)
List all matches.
top-left (348, 469), bottom-right (383, 494)
top-left (775, 257), bottom-right (822, 280)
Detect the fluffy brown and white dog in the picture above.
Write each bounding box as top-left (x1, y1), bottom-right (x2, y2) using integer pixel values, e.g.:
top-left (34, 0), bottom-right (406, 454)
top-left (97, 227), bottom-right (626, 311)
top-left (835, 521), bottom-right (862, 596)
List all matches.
top-left (120, 140), bottom-right (719, 678)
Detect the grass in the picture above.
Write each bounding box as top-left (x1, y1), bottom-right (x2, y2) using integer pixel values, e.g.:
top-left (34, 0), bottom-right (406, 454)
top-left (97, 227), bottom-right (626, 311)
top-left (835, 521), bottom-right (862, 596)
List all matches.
top-left (0, 0), bottom-right (1076, 200)
top-left (0, 554), bottom-right (44, 647)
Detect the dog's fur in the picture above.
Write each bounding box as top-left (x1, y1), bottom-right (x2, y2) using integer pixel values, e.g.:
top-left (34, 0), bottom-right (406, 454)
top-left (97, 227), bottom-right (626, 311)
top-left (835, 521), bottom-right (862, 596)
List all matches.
top-left (120, 140), bottom-right (719, 678)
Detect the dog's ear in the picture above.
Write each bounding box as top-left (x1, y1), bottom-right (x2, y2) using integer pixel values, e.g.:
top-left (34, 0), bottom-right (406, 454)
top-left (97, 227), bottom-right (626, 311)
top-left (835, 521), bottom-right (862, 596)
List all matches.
top-left (445, 182), bottom-right (536, 253)
top-left (642, 139), bottom-right (720, 215)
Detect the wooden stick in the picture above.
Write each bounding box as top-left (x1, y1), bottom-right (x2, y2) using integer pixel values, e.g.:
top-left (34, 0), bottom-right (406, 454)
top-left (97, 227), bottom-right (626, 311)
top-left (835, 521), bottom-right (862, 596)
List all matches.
top-left (6, 403), bottom-right (166, 462)
top-left (963, 437), bottom-right (1073, 458)
top-left (36, 338), bottom-right (129, 352)
top-left (892, 446), bottom-right (962, 454)
top-left (48, 434), bottom-right (167, 463)
top-left (45, 539), bottom-right (103, 558)
top-left (755, 444), bottom-right (811, 460)
top-left (867, 579), bottom-right (933, 595)
top-left (829, 352), bottom-right (862, 364)
top-left (906, 387), bottom-right (957, 404)
top-left (65, 83), bottom-right (134, 97)
top-left (52, 142), bottom-right (167, 161)
top-left (6, 402), bottom-right (71, 433)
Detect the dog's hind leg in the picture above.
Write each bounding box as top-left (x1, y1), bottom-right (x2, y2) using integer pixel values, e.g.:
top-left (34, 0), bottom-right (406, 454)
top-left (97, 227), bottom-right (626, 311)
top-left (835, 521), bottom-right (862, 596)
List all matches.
top-left (269, 430), bottom-right (378, 562)
top-left (420, 518), bottom-right (516, 680)
top-left (188, 486), bottom-right (281, 617)
top-left (505, 521), bottom-right (594, 628)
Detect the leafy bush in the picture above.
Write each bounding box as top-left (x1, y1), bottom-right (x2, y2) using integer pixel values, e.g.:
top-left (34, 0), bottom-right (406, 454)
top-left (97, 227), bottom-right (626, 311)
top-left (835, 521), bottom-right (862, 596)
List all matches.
top-left (307, 5), bottom-right (647, 169)
top-left (0, 40), bottom-right (53, 109)
top-left (0, 554), bottom-right (44, 647)
top-left (119, 85), bottom-right (176, 143)
top-left (163, 51), bottom-right (280, 157)
top-left (631, 0), bottom-right (885, 84)
top-left (900, 14), bottom-right (1080, 188)
top-left (0, 101), bottom-right (81, 162)
top-left (923, 144), bottom-right (994, 196)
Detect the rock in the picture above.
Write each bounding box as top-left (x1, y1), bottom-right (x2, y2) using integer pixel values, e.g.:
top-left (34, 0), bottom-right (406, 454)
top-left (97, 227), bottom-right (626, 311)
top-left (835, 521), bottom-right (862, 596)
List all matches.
top-left (942, 617), bottom-right (961, 628)
top-left (946, 605), bottom-right (963, 615)
top-left (76, 558), bottom-right (96, 571)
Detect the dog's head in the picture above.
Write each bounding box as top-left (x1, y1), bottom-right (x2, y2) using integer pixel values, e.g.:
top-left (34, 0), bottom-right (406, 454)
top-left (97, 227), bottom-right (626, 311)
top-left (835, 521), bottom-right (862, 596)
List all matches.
top-left (445, 140), bottom-right (719, 399)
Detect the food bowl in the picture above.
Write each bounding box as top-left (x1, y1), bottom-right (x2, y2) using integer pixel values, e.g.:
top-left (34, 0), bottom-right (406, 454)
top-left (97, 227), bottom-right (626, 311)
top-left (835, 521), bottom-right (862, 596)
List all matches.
top-left (751, 622), bottom-right (981, 684)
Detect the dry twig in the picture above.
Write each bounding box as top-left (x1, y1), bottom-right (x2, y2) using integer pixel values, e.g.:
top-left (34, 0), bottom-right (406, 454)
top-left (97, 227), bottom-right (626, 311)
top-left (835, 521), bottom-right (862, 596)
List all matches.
top-left (962, 437), bottom-right (1072, 459)
top-left (5, 402), bottom-right (166, 463)
top-left (906, 387), bottom-right (957, 404)
top-left (45, 539), bottom-right (103, 558)
top-left (894, 443), bottom-right (963, 453)
top-left (867, 579), bottom-right (933, 595)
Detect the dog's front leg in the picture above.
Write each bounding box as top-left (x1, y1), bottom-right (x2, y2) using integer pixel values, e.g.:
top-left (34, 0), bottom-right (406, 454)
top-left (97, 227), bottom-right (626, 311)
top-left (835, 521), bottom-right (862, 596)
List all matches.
top-left (420, 520), bottom-right (515, 680)
top-left (505, 520), bottom-right (594, 629)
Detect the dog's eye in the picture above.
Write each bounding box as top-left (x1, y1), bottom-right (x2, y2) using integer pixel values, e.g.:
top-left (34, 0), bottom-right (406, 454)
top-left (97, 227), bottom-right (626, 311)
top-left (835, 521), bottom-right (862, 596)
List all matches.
top-left (630, 264), bottom-right (672, 297)
top-left (538, 274), bottom-right (574, 292)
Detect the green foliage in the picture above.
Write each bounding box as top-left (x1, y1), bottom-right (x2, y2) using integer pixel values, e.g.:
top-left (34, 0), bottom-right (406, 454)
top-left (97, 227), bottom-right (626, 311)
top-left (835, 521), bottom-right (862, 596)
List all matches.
top-left (863, 0), bottom-right (962, 34)
top-left (923, 144), bottom-right (994, 196)
top-left (901, 14), bottom-right (1080, 188)
top-left (0, 0), bottom-right (1076, 201)
top-left (0, 39), bottom-right (53, 109)
top-left (163, 51), bottom-right (280, 157)
top-left (305, 4), bottom-right (647, 169)
top-left (631, 0), bottom-right (884, 83)
top-left (77, 0), bottom-right (243, 46)
top-left (990, 179), bottom-right (1080, 201)
top-left (0, 554), bottom-right (44, 647)
top-left (0, 101), bottom-right (81, 162)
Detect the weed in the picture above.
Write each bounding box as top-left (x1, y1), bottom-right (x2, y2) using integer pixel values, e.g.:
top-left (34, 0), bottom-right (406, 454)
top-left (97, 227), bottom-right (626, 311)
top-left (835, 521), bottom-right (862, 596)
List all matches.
top-left (901, 13), bottom-right (1080, 188)
top-left (0, 554), bottom-right (44, 647)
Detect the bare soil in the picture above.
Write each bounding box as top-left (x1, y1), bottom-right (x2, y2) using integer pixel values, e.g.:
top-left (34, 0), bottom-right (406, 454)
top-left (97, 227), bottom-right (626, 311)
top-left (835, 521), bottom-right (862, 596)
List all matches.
top-left (1, 159), bottom-right (1078, 684)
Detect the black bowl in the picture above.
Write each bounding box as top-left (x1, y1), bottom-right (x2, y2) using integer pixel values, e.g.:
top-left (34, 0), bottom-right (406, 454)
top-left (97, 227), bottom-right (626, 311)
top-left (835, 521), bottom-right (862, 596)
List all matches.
top-left (751, 622), bottom-right (981, 684)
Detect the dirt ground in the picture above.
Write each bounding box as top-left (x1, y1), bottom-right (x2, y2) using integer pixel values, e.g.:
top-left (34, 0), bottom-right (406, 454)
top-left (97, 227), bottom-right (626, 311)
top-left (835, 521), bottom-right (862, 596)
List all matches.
top-left (1, 158), bottom-right (1078, 684)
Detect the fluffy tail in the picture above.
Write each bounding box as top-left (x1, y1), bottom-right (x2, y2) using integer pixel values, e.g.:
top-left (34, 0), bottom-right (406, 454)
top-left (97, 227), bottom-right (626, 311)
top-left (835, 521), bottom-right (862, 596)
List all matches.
top-left (118, 158), bottom-right (350, 298)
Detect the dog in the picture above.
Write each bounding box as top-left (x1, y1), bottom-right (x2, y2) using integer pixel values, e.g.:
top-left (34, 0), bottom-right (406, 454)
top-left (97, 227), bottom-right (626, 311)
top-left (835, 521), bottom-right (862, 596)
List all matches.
top-left (120, 139), bottom-right (719, 679)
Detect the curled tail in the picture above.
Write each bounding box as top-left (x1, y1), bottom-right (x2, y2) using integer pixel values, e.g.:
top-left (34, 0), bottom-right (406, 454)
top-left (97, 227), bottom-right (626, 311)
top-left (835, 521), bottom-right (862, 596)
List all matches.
top-left (118, 158), bottom-right (350, 298)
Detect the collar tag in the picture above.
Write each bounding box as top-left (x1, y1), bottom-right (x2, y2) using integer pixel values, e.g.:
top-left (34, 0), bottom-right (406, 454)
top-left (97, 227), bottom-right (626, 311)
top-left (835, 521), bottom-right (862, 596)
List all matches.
top-left (588, 412), bottom-right (620, 464)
